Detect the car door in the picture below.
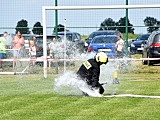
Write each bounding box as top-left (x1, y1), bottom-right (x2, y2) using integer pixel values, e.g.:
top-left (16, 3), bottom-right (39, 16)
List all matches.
top-left (72, 33), bottom-right (79, 42)
top-left (142, 33), bottom-right (154, 64)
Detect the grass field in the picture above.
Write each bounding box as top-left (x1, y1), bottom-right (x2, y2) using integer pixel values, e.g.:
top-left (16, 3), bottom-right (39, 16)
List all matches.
top-left (1, 56), bottom-right (160, 120)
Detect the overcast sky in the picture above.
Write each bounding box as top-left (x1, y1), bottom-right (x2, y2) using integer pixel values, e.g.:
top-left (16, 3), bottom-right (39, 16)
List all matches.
top-left (0, 0), bottom-right (160, 35)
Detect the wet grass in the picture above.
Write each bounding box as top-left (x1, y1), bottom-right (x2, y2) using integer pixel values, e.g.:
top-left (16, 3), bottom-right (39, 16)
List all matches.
top-left (0, 55), bottom-right (160, 120)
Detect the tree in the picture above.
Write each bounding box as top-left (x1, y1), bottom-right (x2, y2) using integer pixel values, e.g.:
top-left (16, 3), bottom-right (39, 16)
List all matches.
top-left (144, 17), bottom-right (159, 33)
top-left (116, 17), bottom-right (134, 34)
top-left (32, 22), bottom-right (43, 35)
top-left (15, 19), bottom-right (30, 34)
top-left (99, 18), bottom-right (116, 30)
top-left (53, 24), bottom-right (65, 33)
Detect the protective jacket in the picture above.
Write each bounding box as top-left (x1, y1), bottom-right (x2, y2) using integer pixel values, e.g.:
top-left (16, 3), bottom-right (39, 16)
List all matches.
top-left (0, 37), bottom-right (6, 53)
top-left (77, 58), bottom-right (100, 88)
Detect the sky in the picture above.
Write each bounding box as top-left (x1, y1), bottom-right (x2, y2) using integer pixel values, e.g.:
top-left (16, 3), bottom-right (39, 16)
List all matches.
top-left (0, 0), bottom-right (160, 35)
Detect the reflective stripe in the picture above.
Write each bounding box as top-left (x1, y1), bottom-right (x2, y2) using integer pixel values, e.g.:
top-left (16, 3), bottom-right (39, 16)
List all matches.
top-left (83, 61), bottom-right (92, 70)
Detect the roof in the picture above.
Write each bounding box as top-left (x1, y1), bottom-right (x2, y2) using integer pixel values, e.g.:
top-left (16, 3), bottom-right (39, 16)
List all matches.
top-left (53, 31), bottom-right (79, 35)
top-left (93, 34), bottom-right (118, 38)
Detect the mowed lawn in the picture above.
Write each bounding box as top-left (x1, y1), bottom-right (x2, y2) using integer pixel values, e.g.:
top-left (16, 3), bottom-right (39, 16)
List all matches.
top-left (0, 61), bottom-right (160, 120)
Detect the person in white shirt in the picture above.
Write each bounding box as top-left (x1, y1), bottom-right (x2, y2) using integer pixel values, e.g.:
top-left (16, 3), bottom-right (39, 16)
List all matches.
top-left (115, 33), bottom-right (125, 58)
top-left (49, 37), bottom-right (56, 58)
top-left (29, 41), bottom-right (37, 66)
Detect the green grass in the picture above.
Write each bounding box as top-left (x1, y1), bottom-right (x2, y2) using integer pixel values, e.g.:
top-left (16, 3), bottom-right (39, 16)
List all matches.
top-left (1, 59), bottom-right (160, 120)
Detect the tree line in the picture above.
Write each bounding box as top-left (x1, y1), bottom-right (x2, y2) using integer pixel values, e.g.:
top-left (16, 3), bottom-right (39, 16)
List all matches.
top-left (15, 16), bottom-right (160, 35)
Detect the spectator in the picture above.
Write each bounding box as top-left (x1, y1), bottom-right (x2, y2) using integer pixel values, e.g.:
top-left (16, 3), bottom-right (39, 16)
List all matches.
top-left (12, 31), bottom-right (25, 68)
top-left (33, 36), bottom-right (37, 45)
top-left (115, 33), bottom-right (125, 58)
top-left (0, 35), bottom-right (7, 69)
top-left (3, 32), bottom-right (13, 49)
top-left (2, 32), bottom-right (7, 58)
top-left (49, 37), bottom-right (57, 58)
top-left (29, 41), bottom-right (37, 67)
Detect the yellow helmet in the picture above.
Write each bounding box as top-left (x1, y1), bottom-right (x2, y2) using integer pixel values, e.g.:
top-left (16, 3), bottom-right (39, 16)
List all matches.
top-left (95, 52), bottom-right (108, 64)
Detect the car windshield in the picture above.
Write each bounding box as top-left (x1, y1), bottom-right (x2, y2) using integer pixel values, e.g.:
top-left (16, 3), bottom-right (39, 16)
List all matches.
top-left (136, 34), bottom-right (150, 41)
top-left (89, 31), bottom-right (119, 39)
top-left (153, 34), bottom-right (160, 42)
top-left (36, 36), bottom-right (61, 42)
top-left (92, 37), bottom-right (117, 43)
top-left (54, 33), bottom-right (73, 41)
top-left (66, 34), bottom-right (72, 41)
top-left (23, 35), bottom-right (35, 40)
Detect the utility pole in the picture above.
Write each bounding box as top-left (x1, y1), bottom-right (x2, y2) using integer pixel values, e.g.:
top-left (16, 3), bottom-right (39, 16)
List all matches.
top-left (55, 0), bottom-right (58, 39)
top-left (125, 0), bottom-right (129, 54)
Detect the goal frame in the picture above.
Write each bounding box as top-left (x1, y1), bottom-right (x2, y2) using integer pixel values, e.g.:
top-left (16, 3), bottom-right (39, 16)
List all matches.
top-left (42, 4), bottom-right (160, 78)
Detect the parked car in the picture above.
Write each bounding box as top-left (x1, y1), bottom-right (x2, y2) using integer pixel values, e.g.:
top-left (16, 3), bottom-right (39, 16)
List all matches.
top-left (87, 35), bottom-right (118, 58)
top-left (85, 30), bottom-right (120, 51)
top-left (22, 34), bottom-right (40, 50)
top-left (36, 32), bottom-right (85, 58)
top-left (35, 35), bottom-right (62, 57)
top-left (53, 31), bottom-right (85, 53)
top-left (142, 30), bottom-right (160, 66)
top-left (129, 34), bottom-right (150, 54)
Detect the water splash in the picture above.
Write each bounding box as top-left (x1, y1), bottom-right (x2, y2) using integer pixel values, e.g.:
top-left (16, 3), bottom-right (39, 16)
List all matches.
top-left (53, 45), bottom-right (132, 96)
top-left (53, 70), bottom-right (104, 97)
top-left (53, 60), bottom-right (120, 96)
top-left (54, 71), bottom-right (83, 96)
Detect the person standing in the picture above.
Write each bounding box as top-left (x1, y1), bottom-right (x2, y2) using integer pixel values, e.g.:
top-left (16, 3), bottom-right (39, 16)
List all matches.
top-left (29, 41), bottom-right (37, 73)
top-left (77, 52), bottom-right (108, 97)
top-left (33, 36), bottom-right (37, 45)
top-left (12, 31), bottom-right (25, 68)
top-left (0, 35), bottom-right (7, 69)
top-left (49, 37), bottom-right (56, 58)
top-left (3, 32), bottom-right (13, 49)
top-left (115, 33), bottom-right (125, 58)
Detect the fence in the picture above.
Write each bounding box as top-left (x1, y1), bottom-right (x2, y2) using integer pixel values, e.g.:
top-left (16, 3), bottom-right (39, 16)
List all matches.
top-left (1, 1), bottom-right (160, 35)
top-left (1, 1), bottom-right (160, 98)
top-left (1, 1), bottom-right (160, 77)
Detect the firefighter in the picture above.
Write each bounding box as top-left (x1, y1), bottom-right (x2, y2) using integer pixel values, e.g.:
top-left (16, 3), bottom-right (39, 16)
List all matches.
top-left (77, 52), bottom-right (108, 96)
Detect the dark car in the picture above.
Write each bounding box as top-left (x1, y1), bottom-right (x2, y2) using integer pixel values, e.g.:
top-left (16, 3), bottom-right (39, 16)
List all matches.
top-left (129, 34), bottom-right (150, 54)
top-left (35, 35), bottom-right (62, 57)
top-left (36, 32), bottom-right (85, 57)
top-left (85, 30), bottom-right (120, 51)
top-left (53, 31), bottom-right (85, 53)
top-left (142, 31), bottom-right (160, 66)
top-left (22, 34), bottom-right (40, 49)
top-left (87, 35), bottom-right (118, 58)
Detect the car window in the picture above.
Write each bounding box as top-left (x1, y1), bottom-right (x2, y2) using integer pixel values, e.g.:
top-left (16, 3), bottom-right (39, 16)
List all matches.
top-left (72, 34), bottom-right (77, 40)
top-left (136, 34), bottom-right (150, 41)
top-left (36, 37), bottom-right (43, 41)
top-left (92, 37), bottom-right (117, 43)
top-left (23, 35), bottom-right (35, 40)
top-left (66, 34), bottom-right (72, 41)
top-left (75, 33), bottom-right (81, 40)
top-left (89, 31), bottom-right (119, 39)
top-left (47, 36), bottom-right (61, 43)
top-left (89, 32), bottom-right (105, 39)
top-left (36, 40), bottom-right (43, 47)
top-left (153, 34), bottom-right (160, 42)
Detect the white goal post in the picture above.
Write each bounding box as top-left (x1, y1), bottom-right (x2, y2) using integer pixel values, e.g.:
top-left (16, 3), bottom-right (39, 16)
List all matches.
top-left (42, 4), bottom-right (160, 78)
